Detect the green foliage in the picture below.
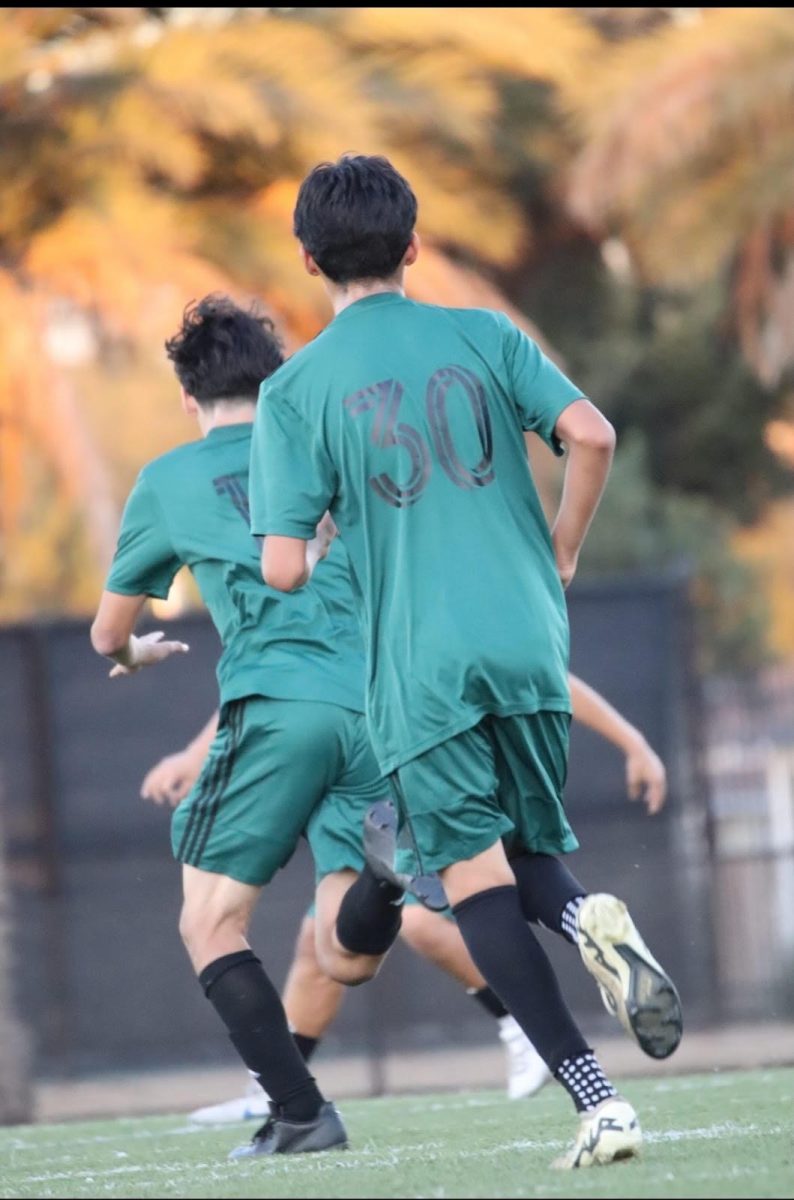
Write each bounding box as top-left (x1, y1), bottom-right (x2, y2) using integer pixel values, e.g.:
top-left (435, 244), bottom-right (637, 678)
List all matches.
top-left (580, 435), bottom-right (772, 673)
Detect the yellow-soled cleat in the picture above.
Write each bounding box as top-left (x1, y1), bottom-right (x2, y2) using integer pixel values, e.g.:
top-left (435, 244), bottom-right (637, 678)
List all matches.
top-left (551, 1096), bottom-right (642, 1169)
top-left (577, 892), bottom-right (683, 1059)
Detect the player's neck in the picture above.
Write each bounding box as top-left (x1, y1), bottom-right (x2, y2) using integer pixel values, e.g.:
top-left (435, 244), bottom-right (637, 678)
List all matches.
top-left (327, 276), bottom-right (405, 316)
top-left (197, 399), bottom-right (256, 437)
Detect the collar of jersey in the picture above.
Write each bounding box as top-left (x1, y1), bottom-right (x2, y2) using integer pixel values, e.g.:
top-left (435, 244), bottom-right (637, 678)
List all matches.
top-left (205, 421), bottom-right (253, 439)
top-left (333, 292), bottom-right (407, 322)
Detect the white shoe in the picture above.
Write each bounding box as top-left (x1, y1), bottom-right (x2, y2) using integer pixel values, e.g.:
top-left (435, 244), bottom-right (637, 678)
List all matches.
top-left (576, 893), bottom-right (683, 1060)
top-left (189, 1078), bottom-right (271, 1125)
top-left (498, 1015), bottom-right (552, 1100)
top-left (551, 1096), bottom-right (642, 1169)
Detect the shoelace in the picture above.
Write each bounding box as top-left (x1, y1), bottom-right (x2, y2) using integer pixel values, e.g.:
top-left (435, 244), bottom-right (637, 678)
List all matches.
top-left (252, 1104), bottom-right (279, 1142)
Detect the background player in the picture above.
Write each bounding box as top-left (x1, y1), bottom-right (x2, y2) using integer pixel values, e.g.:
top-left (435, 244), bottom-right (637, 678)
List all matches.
top-left (89, 297), bottom-right (427, 1159)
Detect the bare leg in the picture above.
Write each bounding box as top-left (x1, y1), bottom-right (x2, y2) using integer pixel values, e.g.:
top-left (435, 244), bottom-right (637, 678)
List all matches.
top-left (399, 905), bottom-right (486, 989)
top-left (313, 869), bottom-right (391, 985)
top-left (282, 915), bottom-right (345, 1036)
top-left (178, 864), bottom-right (261, 973)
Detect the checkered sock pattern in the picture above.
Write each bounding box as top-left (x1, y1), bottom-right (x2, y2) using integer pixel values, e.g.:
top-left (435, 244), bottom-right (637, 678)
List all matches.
top-left (555, 1051), bottom-right (617, 1113)
top-left (560, 895), bottom-right (585, 945)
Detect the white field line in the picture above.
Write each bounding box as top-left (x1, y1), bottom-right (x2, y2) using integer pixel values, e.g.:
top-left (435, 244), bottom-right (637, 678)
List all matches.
top-left (6, 1120), bottom-right (786, 1188)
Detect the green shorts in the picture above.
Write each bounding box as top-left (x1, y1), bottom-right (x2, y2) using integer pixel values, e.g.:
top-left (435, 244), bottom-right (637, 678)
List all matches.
top-left (392, 711), bottom-right (578, 876)
top-left (171, 696), bottom-right (386, 887)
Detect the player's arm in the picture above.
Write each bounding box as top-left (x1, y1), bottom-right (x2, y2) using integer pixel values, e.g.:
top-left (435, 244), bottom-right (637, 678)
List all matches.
top-left (502, 319), bottom-right (614, 590)
top-left (569, 674), bottom-right (667, 814)
top-left (90, 590), bottom-right (189, 677)
top-left (551, 400), bottom-right (615, 589)
top-left (262, 512), bottom-right (338, 592)
top-left (140, 710), bottom-right (219, 808)
top-left (91, 474), bottom-right (187, 676)
top-left (250, 382), bottom-right (338, 592)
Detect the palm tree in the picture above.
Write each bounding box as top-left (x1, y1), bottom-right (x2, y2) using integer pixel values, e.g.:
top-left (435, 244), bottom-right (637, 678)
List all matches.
top-left (565, 6), bottom-right (794, 386)
top-left (1, 6), bottom-right (590, 615)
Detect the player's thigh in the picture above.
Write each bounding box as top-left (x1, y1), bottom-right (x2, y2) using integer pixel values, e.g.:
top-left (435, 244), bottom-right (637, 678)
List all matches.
top-left (392, 722), bottom-right (513, 875)
top-left (490, 711), bottom-right (579, 858)
top-left (305, 712), bottom-right (389, 883)
top-left (179, 862), bottom-right (261, 939)
top-left (171, 698), bottom-right (345, 888)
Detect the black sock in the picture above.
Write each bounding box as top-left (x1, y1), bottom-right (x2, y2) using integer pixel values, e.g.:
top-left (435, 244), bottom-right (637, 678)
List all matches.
top-left (510, 852), bottom-right (587, 941)
top-left (555, 1051), bottom-right (617, 1113)
top-left (335, 865), bottom-right (403, 956)
top-left (468, 986), bottom-right (509, 1020)
top-left (452, 886), bottom-right (589, 1082)
top-left (293, 1033), bottom-right (319, 1063)
top-left (199, 950), bottom-right (324, 1122)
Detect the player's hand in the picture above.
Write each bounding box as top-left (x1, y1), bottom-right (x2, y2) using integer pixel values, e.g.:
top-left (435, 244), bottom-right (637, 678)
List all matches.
top-left (626, 738), bottom-right (667, 815)
top-left (140, 750), bottom-right (199, 808)
top-left (306, 511), bottom-right (338, 575)
top-left (108, 631), bottom-right (189, 678)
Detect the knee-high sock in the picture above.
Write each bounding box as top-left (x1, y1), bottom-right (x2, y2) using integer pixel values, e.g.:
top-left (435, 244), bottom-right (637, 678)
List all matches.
top-left (452, 885), bottom-right (589, 1074)
top-left (510, 853), bottom-right (586, 942)
top-left (199, 950), bottom-right (324, 1122)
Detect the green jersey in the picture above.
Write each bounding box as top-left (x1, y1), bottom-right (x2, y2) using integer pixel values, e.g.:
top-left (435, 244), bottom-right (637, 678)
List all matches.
top-left (249, 294), bottom-right (582, 775)
top-left (106, 422), bottom-right (364, 712)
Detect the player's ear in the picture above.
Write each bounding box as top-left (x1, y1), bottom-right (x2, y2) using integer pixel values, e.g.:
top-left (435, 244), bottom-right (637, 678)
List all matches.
top-left (299, 245), bottom-right (321, 277)
top-left (180, 386), bottom-right (198, 417)
top-left (403, 231), bottom-right (420, 269)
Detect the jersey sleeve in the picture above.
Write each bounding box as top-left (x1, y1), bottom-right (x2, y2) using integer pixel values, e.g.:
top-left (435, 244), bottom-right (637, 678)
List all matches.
top-left (249, 382), bottom-right (338, 539)
top-left (500, 315), bottom-right (586, 456)
top-left (105, 474), bottom-right (181, 599)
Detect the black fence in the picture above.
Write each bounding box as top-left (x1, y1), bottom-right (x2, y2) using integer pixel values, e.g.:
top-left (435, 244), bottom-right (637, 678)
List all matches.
top-left (0, 573), bottom-right (716, 1079)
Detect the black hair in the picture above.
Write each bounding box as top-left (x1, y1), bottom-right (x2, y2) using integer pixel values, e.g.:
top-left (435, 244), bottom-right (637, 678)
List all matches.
top-left (293, 154), bottom-right (418, 284)
top-left (164, 294), bottom-right (284, 405)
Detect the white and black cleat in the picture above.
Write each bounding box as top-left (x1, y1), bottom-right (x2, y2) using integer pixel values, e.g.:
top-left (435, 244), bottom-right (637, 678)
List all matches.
top-left (577, 893), bottom-right (683, 1060)
top-left (552, 1096), bottom-right (642, 1169)
top-left (228, 1101), bottom-right (348, 1159)
top-left (363, 800), bottom-right (448, 913)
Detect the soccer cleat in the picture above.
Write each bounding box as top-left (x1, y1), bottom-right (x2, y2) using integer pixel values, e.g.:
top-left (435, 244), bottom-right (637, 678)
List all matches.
top-left (364, 800), bottom-right (448, 913)
top-left (228, 1101), bottom-right (348, 1158)
top-left (189, 1079), bottom-right (270, 1125)
top-left (498, 1015), bottom-right (552, 1099)
top-left (551, 1096), bottom-right (642, 1169)
top-left (576, 893), bottom-right (683, 1059)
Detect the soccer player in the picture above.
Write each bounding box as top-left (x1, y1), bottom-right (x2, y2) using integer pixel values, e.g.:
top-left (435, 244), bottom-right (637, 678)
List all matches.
top-left (90, 296), bottom-right (425, 1159)
top-left (140, 678), bottom-right (667, 1122)
top-left (250, 154), bottom-right (682, 1169)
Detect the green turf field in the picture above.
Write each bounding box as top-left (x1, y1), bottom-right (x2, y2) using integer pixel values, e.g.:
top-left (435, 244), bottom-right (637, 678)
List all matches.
top-left (1, 1068), bottom-right (792, 1199)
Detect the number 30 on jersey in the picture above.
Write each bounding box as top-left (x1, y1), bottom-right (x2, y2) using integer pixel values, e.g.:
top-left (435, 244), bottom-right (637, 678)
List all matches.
top-left (344, 366), bottom-right (495, 508)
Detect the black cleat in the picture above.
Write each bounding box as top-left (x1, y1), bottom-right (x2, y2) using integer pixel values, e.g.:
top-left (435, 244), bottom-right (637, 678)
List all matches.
top-left (364, 800), bottom-right (449, 913)
top-left (228, 1101), bottom-right (348, 1159)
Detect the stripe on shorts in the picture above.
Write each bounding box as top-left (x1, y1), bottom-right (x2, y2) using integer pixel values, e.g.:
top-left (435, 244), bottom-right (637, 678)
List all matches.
top-left (177, 702), bottom-right (244, 866)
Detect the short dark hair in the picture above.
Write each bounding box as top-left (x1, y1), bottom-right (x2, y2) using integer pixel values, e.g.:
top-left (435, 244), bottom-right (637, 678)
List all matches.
top-left (293, 154), bottom-right (418, 284)
top-left (164, 294), bottom-right (284, 404)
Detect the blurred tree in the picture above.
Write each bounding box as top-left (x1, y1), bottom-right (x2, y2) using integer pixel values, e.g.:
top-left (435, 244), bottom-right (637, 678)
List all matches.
top-left (0, 5), bottom-right (789, 672)
top-left (0, 5), bottom-right (585, 618)
top-left (566, 6), bottom-right (794, 386)
top-left (578, 433), bottom-right (771, 673)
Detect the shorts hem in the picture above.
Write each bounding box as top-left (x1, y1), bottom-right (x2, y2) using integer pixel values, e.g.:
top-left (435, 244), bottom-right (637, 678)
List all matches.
top-left (411, 820), bottom-right (514, 876)
top-left (378, 699), bottom-right (572, 776)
